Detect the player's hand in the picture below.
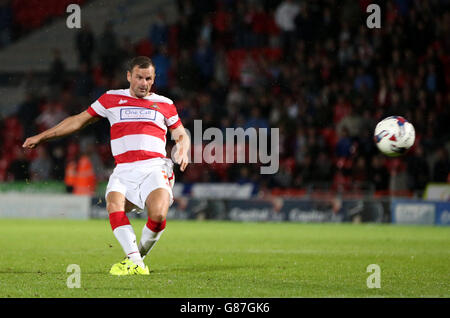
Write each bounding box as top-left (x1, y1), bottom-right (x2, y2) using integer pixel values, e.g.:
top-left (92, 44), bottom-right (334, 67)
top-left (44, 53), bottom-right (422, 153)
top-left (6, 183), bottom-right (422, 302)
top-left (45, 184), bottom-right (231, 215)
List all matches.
top-left (173, 142), bottom-right (189, 172)
top-left (177, 145), bottom-right (189, 172)
top-left (179, 151), bottom-right (189, 172)
top-left (22, 135), bottom-right (42, 149)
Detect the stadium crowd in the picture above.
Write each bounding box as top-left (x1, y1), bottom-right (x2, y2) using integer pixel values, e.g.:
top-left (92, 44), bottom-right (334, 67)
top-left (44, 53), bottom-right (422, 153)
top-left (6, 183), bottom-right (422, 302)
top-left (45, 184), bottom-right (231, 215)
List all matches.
top-left (0, 0), bottom-right (449, 197)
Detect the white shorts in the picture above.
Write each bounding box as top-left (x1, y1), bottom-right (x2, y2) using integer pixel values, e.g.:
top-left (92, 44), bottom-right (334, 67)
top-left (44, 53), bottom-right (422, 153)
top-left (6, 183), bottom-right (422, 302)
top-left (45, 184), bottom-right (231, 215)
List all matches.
top-left (105, 157), bottom-right (175, 211)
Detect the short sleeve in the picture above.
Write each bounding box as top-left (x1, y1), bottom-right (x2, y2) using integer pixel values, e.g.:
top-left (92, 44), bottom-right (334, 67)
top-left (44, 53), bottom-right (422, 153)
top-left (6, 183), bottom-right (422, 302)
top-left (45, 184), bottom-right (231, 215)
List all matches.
top-left (86, 96), bottom-right (108, 118)
top-left (164, 103), bottom-right (182, 129)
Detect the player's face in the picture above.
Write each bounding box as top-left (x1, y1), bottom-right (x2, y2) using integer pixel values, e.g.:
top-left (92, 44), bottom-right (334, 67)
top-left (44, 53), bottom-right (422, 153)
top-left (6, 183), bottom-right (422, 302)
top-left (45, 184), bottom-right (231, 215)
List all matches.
top-left (127, 65), bottom-right (155, 98)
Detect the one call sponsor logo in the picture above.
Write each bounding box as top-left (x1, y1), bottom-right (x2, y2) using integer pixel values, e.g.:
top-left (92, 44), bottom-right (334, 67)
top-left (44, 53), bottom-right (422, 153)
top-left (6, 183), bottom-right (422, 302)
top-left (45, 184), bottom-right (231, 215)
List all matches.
top-left (120, 108), bottom-right (157, 121)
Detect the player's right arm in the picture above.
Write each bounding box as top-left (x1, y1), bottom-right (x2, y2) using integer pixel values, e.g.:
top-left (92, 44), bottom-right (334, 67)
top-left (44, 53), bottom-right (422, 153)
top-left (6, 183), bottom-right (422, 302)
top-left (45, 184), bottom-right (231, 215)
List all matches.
top-left (22, 110), bottom-right (99, 149)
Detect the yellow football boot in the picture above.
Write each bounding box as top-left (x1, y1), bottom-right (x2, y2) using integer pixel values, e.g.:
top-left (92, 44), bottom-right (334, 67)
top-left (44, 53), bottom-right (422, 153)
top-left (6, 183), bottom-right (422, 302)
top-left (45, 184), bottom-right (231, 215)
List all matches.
top-left (109, 258), bottom-right (149, 276)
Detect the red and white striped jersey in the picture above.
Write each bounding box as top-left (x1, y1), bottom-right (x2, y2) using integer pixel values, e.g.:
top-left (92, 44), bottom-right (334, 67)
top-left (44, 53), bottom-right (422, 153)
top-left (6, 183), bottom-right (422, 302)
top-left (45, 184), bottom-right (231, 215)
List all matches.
top-left (86, 89), bottom-right (182, 165)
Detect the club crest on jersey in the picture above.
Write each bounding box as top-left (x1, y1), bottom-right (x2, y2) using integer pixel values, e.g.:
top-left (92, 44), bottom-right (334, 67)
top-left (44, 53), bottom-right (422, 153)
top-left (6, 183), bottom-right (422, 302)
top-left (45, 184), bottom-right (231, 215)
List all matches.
top-left (120, 108), bottom-right (156, 120)
top-left (150, 104), bottom-right (160, 109)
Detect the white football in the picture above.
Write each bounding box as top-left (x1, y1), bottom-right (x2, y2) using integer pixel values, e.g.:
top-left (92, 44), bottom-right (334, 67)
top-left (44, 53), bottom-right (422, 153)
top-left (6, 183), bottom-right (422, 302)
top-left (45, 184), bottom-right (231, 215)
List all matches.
top-left (374, 116), bottom-right (415, 157)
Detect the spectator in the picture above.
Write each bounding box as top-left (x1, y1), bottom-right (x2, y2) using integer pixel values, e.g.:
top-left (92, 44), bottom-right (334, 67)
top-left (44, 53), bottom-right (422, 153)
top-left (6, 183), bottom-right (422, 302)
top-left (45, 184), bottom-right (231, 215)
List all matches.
top-left (244, 107), bottom-right (269, 131)
top-left (80, 137), bottom-right (107, 182)
top-left (315, 151), bottom-right (333, 182)
top-left (117, 36), bottom-right (135, 67)
top-left (236, 166), bottom-right (252, 184)
top-left (368, 155), bottom-right (390, 191)
top-left (65, 138), bottom-right (99, 196)
top-left (149, 12), bottom-right (169, 46)
top-left (239, 55), bottom-right (260, 88)
top-left (20, 70), bottom-right (42, 99)
top-left (176, 13), bottom-right (197, 50)
top-left (29, 147), bottom-right (52, 181)
top-left (232, 1), bottom-right (252, 48)
top-left (270, 164), bottom-right (292, 188)
top-left (432, 147), bottom-right (450, 182)
top-left (213, 47), bottom-right (229, 86)
top-left (293, 127), bottom-right (308, 164)
top-left (175, 49), bottom-right (201, 91)
top-left (389, 159), bottom-right (409, 191)
top-left (152, 45), bottom-right (171, 92)
top-left (336, 127), bottom-right (353, 158)
top-left (354, 66), bottom-right (374, 92)
top-left (16, 93), bottom-right (39, 138)
top-left (75, 23), bottom-right (95, 67)
top-left (294, 3), bottom-right (314, 42)
top-left (352, 156), bottom-right (369, 184)
top-left (48, 48), bottom-right (66, 92)
top-left (406, 144), bottom-right (430, 191)
top-left (337, 106), bottom-right (364, 138)
top-left (8, 148), bottom-right (30, 181)
top-left (36, 98), bottom-right (68, 132)
top-left (74, 63), bottom-right (94, 101)
top-left (333, 95), bottom-right (352, 125)
top-left (194, 38), bottom-right (215, 85)
top-left (198, 14), bottom-right (213, 45)
top-left (274, 0), bottom-right (300, 53)
top-left (248, 2), bottom-right (269, 47)
top-left (98, 21), bottom-right (119, 79)
top-left (0, 0), bottom-right (12, 48)
top-left (211, 0), bottom-right (233, 47)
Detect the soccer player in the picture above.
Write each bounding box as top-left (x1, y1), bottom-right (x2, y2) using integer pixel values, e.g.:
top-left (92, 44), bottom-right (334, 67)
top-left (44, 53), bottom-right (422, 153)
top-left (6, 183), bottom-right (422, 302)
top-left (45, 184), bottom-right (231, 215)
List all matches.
top-left (23, 56), bottom-right (190, 275)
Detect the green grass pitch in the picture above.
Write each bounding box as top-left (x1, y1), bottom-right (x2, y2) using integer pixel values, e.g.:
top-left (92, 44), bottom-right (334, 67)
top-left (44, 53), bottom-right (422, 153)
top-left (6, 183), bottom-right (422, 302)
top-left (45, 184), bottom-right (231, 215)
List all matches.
top-left (0, 219), bottom-right (448, 298)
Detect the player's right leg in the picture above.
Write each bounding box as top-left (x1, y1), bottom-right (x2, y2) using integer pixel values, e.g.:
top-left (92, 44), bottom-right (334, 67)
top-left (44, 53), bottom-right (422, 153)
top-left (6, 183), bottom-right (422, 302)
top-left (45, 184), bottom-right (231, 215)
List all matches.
top-left (107, 191), bottom-right (149, 275)
top-left (138, 188), bottom-right (171, 260)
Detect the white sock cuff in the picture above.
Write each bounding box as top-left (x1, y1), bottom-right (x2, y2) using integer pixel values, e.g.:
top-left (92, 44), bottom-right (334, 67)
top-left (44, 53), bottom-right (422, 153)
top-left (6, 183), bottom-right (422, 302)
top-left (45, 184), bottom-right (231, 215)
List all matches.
top-left (142, 225), bottom-right (165, 241)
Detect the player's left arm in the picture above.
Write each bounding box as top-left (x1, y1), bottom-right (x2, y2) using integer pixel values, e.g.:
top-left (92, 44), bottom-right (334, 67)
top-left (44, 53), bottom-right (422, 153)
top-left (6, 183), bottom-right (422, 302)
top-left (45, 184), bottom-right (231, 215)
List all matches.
top-left (170, 124), bottom-right (190, 172)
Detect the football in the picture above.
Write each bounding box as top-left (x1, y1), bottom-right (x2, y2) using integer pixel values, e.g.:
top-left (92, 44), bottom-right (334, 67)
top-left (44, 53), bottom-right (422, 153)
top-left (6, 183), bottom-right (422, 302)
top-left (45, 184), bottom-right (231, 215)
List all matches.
top-left (374, 116), bottom-right (416, 157)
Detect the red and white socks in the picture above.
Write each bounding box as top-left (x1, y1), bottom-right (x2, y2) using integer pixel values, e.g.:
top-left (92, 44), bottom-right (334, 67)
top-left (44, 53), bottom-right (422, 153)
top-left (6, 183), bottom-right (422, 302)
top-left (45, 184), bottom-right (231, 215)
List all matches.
top-left (109, 211), bottom-right (146, 269)
top-left (138, 219), bottom-right (166, 259)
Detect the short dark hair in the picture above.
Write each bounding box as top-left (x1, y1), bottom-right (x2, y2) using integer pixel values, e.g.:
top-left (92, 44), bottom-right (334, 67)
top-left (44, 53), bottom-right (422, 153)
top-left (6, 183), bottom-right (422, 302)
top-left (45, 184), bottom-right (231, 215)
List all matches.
top-left (127, 56), bottom-right (154, 72)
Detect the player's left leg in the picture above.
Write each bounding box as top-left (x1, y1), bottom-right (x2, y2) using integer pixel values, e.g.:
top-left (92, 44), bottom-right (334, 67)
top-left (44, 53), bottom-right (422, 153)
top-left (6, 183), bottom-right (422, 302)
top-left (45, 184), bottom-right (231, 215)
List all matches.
top-left (107, 191), bottom-right (149, 275)
top-left (138, 188), bottom-right (171, 260)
